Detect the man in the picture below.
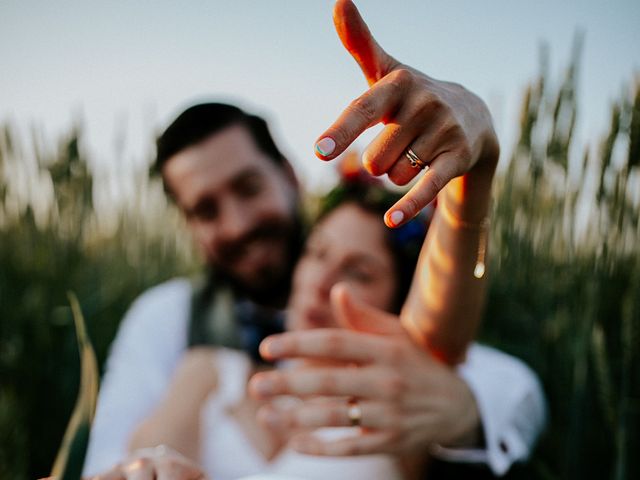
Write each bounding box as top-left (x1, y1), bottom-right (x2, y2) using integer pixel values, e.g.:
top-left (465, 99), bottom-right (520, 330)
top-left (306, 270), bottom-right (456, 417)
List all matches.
top-left (83, 1), bottom-right (545, 478)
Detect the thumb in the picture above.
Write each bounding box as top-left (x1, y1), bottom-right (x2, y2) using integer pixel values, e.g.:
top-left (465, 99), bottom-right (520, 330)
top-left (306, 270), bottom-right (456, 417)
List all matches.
top-left (333, 0), bottom-right (399, 85)
top-left (330, 283), bottom-right (404, 336)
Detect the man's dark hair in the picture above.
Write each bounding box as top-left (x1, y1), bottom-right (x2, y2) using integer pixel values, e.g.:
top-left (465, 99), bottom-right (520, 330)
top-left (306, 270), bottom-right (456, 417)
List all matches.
top-left (154, 102), bottom-right (287, 174)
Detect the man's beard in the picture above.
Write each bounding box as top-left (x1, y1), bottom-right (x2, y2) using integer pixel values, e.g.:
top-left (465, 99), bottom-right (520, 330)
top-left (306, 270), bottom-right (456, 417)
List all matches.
top-left (209, 212), bottom-right (305, 308)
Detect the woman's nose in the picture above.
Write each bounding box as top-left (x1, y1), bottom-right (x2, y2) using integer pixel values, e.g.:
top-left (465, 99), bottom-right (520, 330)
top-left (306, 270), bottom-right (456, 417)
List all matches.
top-left (310, 266), bottom-right (335, 301)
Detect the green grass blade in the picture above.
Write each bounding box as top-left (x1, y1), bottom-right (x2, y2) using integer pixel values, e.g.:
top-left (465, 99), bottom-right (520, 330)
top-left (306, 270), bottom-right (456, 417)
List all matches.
top-left (49, 292), bottom-right (98, 480)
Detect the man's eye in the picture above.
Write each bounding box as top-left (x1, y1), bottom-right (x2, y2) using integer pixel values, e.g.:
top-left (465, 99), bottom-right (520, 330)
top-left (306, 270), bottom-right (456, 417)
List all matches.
top-left (195, 209), bottom-right (216, 221)
top-left (189, 200), bottom-right (217, 221)
top-left (236, 177), bottom-right (263, 198)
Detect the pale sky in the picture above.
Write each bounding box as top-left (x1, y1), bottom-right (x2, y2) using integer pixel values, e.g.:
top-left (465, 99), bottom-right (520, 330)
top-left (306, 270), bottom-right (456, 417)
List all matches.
top-left (1, 0), bottom-right (639, 194)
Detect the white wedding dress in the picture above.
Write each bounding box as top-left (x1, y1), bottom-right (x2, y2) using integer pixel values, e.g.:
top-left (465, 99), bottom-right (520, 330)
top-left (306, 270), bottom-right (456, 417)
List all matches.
top-left (200, 348), bottom-right (404, 480)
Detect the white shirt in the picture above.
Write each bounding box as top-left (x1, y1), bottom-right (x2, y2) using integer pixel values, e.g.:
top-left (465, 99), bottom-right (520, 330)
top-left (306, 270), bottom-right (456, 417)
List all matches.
top-left (83, 278), bottom-right (546, 477)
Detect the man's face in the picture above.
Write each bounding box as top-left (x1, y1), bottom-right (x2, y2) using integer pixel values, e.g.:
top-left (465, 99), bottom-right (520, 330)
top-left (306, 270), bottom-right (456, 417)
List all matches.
top-left (162, 125), bottom-right (298, 293)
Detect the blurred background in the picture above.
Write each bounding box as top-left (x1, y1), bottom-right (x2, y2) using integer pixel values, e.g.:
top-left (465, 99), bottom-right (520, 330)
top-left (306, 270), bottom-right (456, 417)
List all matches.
top-left (1, 1), bottom-right (639, 479)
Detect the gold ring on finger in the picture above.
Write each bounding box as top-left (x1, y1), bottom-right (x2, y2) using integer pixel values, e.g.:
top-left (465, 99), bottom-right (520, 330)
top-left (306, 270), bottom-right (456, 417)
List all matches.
top-left (347, 397), bottom-right (362, 427)
top-left (405, 148), bottom-right (429, 170)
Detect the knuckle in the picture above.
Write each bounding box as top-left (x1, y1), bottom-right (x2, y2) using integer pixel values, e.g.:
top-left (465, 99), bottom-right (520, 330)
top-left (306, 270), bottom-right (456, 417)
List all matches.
top-left (380, 371), bottom-right (407, 400)
top-left (348, 96), bottom-right (377, 126)
top-left (321, 330), bottom-right (346, 356)
top-left (402, 194), bottom-right (422, 217)
top-left (416, 92), bottom-right (443, 117)
top-left (389, 68), bottom-right (414, 89)
top-left (379, 404), bottom-right (403, 428)
top-left (458, 142), bottom-right (472, 164)
top-left (429, 169), bottom-right (448, 194)
top-left (442, 122), bottom-right (464, 142)
top-left (454, 138), bottom-right (474, 168)
top-left (318, 371), bottom-right (336, 393)
top-left (362, 150), bottom-right (384, 176)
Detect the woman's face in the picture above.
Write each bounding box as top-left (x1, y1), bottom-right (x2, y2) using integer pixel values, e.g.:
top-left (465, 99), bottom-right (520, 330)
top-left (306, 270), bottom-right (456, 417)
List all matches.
top-left (288, 202), bottom-right (397, 331)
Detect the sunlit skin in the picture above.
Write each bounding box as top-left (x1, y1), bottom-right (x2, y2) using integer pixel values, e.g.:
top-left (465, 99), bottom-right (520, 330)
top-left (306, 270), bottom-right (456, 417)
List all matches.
top-left (162, 125), bottom-right (298, 299)
top-left (333, 0), bottom-right (389, 87)
top-left (398, 162), bottom-right (496, 363)
top-left (288, 202), bottom-right (396, 332)
top-left (96, 1), bottom-right (499, 477)
top-left (311, 0), bottom-right (499, 362)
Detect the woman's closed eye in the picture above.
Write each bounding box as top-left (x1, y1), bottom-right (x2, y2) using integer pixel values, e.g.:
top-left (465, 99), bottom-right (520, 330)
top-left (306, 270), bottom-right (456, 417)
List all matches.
top-left (342, 262), bottom-right (375, 284)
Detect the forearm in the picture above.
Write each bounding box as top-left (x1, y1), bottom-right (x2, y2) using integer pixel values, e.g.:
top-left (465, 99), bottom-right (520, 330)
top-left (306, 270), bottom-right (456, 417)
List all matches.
top-left (401, 137), bottom-right (498, 364)
top-left (129, 364), bottom-right (216, 461)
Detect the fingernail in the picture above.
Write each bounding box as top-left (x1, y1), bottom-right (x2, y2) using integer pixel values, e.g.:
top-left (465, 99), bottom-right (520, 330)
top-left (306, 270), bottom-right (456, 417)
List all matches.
top-left (264, 338), bottom-right (284, 357)
top-left (315, 137), bottom-right (336, 157)
top-left (388, 210), bottom-right (404, 227)
top-left (253, 378), bottom-right (274, 396)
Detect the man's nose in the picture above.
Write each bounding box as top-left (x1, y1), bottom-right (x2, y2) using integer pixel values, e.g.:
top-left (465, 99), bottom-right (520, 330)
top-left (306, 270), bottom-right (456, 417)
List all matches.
top-left (217, 199), bottom-right (253, 243)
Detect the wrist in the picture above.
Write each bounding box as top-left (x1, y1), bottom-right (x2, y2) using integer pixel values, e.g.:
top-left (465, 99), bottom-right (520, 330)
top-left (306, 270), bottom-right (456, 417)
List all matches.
top-left (442, 377), bottom-right (484, 449)
top-left (442, 128), bottom-right (500, 214)
top-left (440, 156), bottom-right (495, 226)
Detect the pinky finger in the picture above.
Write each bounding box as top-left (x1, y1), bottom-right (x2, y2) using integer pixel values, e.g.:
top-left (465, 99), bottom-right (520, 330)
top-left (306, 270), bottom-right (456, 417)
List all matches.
top-left (290, 429), bottom-right (397, 456)
top-left (384, 152), bottom-right (461, 227)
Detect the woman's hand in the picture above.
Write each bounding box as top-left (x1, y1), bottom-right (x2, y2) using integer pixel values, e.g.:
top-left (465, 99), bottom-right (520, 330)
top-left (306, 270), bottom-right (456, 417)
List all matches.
top-left (315, 0), bottom-right (499, 226)
top-left (128, 348), bottom-right (218, 461)
top-left (86, 445), bottom-right (208, 480)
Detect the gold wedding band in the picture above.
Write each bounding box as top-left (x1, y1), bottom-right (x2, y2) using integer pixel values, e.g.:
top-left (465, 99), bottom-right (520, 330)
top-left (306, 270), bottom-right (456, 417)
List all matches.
top-left (347, 397), bottom-right (362, 427)
top-left (405, 148), bottom-right (429, 170)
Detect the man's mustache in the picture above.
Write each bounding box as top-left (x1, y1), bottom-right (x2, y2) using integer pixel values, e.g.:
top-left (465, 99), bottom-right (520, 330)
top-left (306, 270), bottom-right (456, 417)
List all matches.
top-left (216, 221), bottom-right (289, 264)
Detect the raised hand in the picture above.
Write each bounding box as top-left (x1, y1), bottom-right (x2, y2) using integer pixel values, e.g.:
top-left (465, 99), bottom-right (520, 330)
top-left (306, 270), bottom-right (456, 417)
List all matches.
top-left (315, 0), bottom-right (499, 227)
top-left (248, 285), bottom-right (481, 456)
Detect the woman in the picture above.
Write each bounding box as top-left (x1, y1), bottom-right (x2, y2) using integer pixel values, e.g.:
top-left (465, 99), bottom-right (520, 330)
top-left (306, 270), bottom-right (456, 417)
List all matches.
top-left (109, 167), bottom-right (490, 480)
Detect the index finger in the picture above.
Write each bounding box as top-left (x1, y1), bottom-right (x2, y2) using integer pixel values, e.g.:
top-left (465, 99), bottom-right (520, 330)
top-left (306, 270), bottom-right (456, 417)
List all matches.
top-left (259, 329), bottom-right (400, 365)
top-left (314, 74), bottom-right (405, 161)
